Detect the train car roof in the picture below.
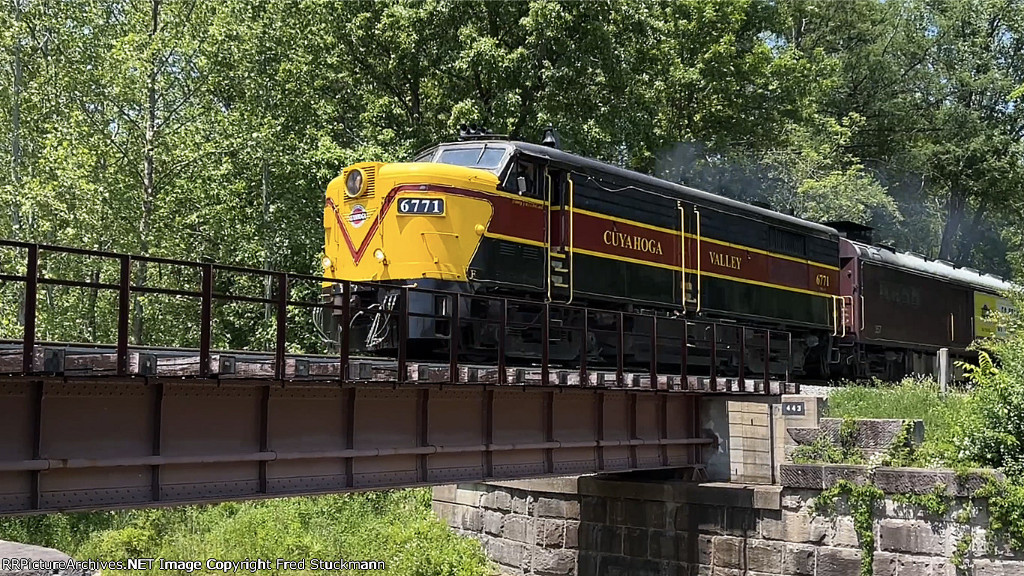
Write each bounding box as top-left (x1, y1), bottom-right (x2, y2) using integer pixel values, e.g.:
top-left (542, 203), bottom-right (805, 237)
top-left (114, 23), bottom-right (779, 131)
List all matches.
top-left (445, 139), bottom-right (841, 238)
top-left (848, 239), bottom-right (1014, 294)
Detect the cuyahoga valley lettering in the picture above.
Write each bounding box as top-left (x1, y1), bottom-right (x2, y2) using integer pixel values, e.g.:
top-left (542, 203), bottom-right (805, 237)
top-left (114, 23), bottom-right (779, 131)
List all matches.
top-left (602, 230), bottom-right (663, 255)
top-left (708, 250), bottom-right (742, 270)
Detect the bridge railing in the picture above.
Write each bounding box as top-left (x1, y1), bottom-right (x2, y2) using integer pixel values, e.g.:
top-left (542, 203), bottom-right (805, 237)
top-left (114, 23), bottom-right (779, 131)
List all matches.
top-left (0, 240), bottom-right (794, 393)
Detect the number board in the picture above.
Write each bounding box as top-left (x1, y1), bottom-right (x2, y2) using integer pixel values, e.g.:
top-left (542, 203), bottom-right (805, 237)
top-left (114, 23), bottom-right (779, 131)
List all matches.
top-left (397, 197), bottom-right (445, 215)
top-left (781, 402), bottom-right (805, 416)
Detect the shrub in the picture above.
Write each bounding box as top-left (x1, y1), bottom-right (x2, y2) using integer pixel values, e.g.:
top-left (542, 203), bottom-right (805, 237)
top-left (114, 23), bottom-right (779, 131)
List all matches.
top-left (825, 376), bottom-right (968, 468)
top-left (0, 490), bottom-right (491, 576)
top-left (954, 291), bottom-right (1024, 477)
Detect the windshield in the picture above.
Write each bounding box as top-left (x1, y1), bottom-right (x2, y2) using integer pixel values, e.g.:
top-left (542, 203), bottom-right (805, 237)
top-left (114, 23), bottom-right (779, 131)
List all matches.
top-left (434, 144), bottom-right (508, 171)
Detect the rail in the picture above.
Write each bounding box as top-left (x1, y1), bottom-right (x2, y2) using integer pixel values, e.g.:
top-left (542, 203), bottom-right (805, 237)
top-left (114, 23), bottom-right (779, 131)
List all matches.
top-left (0, 239), bottom-right (795, 393)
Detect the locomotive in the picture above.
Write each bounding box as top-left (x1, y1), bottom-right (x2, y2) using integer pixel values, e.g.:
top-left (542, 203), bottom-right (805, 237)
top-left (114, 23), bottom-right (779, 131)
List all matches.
top-left (319, 128), bottom-right (1014, 380)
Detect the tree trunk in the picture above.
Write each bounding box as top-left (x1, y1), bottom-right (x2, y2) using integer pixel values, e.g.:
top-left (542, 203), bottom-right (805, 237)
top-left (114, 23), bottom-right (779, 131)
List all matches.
top-left (10, 0), bottom-right (24, 236)
top-left (956, 199), bottom-right (989, 266)
top-left (132, 0), bottom-right (161, 345)
top-left (87, 269), bottom-right (100, 341)
top-left (262, 157), bottom-right (272, 321)
top-left (938, 189), bottom-right (966, 261)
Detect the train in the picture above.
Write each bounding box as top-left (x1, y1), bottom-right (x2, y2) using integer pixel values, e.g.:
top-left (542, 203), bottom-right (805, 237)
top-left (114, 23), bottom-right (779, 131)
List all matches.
top-left (319, 127), bottom-right (1015, 380)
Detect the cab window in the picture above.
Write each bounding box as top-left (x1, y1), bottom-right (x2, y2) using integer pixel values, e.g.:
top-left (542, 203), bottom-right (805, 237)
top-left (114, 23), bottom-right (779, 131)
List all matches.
top-left (435, 145), bottom-right (508, 171)
top-left (504, 159), bottom-right (545, 199)
top-left (412, 147), bottom-right (436, 162)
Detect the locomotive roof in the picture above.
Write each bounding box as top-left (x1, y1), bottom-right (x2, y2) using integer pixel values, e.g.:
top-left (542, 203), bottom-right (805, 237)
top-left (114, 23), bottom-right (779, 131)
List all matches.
top-left (848, 239), bottom-right (1014, 294)
top-left (500, 140), bottom-right (841, 238)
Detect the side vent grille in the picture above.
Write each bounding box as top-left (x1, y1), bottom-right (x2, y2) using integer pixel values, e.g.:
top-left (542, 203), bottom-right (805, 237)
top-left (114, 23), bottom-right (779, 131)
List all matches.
top-left (499, 243), bottom-right (518, 257)
top-left (364, 165), bottom-right (376, 196)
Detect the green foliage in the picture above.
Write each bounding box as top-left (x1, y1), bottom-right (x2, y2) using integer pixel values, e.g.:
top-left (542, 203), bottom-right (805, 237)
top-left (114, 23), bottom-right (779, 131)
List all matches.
top-left (880, 420), bottom-right (918, 468)
top-left (958, 351), bottom-right (999, 385)
top-left (951, 292), bottom-right (1024, 477)
top-left (891, 483), bottom-right (952, 519)
top-left (792, 416), bottom-right (864, 464)
top-left (952, 532), bottom-right (974, 571)
top-left (826, 377), bottom-right (970, 468)
top-left (976, 477), bottom-right (1024, 552)
top-left (780, 0), bottom-right (1024, 268)
top-left (814, 480), bottom-right (883, 576)
top-left (0, 490), bottom-right (490, 576)
top-left (3, 0), bottom-right (1021, 290)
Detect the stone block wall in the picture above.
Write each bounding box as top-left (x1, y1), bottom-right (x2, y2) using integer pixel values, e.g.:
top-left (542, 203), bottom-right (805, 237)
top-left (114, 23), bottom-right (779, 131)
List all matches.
top-left (434, 465), bottom-right (1021, 576)
top-left (432, 479), bottom-right (580, 576)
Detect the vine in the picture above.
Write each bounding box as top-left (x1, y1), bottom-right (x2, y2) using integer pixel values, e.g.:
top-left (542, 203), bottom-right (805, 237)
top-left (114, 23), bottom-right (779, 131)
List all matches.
top-left (881, 420), bottom-right (918, 467)
top-left (975, 476), bottom-right (1024, 551)
top-left (951, 531), bottom-right (974, 571)
top-left (800, 418), bottom-right (1024, 570)
top-left (813, 479), bottom-right (884, 576)
top-left (793, 417), bottom-right (864, 464)
top-left (891, 482), bottom-right (952, 518)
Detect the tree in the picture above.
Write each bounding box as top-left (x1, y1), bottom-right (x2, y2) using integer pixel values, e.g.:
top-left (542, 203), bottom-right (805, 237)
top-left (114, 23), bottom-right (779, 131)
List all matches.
top-left (782, 0), bottom-right (1024, 271)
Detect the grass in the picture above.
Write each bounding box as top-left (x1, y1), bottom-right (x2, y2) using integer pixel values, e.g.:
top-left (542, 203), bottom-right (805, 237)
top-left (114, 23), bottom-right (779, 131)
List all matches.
top-left (0, 489), bottom-right (492, 576)
top-left (825, 377), bottom-right (965, 442)
top-left (823, 377), bottom-right (971, 468)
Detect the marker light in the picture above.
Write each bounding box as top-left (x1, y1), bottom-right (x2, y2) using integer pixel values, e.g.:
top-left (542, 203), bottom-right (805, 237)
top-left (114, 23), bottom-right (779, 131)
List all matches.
top-left (322, 256), bottom-right (332, 270)
top-left (345, 169), bottom-right (365, 198)
top-left (374, 249), bottom-right (387, 262)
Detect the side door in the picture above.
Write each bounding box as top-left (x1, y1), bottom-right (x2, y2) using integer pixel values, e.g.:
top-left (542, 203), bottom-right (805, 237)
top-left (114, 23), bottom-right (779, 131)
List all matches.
top-left (491, 156), bottom-right (549, 290)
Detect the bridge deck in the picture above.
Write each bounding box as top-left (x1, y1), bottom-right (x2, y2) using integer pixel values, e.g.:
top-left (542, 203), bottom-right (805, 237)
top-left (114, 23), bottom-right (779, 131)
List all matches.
top-left (0, 240), bottom-right (795, 515)
top-left (1, 344), bottom-right (794, 393)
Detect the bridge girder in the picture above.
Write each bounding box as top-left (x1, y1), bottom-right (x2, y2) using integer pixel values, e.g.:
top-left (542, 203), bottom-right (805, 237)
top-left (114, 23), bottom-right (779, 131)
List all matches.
top-left (0, 377), bottom-right (707, 515)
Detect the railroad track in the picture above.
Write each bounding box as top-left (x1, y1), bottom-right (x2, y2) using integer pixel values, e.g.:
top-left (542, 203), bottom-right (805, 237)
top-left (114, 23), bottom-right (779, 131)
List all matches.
top-left (0, 343), bottom-right (797, 394)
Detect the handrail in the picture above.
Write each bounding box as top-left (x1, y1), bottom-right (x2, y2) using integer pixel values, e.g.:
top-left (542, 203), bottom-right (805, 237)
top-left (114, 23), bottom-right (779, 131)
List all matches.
top-left (0, 238), bottom-right (797, 385)
top-left (842, 295), bottom-right (853, 337)
top-left (545, 169), bottom-right (553, 303)
top-left (678, 202), bottom-right (686, 310)
top-left (565, 173), bottom-right (575, 305)
top-left (694, 207), bottom-right (702, 313)
top-left (861, 295), bottom-right (866, 331)
top-left (831, 296), bottom-right (839, 336)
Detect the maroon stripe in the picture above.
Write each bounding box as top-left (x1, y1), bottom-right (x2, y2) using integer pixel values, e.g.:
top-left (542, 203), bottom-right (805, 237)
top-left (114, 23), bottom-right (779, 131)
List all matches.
top-left (555, 212), bottom-right (680, 266)
top-left (697, 240), bottom-right (838, 295)
top-left (555, 210), bottom-right (838, 295)
top-left (331, 184), bottom-right (839, 295)
top-left (393, 185), bottom-right (546, 243)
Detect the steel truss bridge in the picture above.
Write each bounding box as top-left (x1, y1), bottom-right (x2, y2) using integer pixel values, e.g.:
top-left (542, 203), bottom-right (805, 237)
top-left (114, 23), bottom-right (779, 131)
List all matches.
top-left (0, 241), bottom-right (797, 515)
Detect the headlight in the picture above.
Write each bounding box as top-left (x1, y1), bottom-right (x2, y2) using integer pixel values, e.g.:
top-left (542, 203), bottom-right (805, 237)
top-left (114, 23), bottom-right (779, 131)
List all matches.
top-left (345, 169), bottom-right (365, 198)
top-left (322, 256), bottom-right (332, 270)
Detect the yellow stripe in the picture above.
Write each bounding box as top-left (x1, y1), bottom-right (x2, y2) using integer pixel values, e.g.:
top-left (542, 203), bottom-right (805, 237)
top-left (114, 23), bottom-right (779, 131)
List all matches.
top-left (477, 188), bottom-right (548, 206)
top-left (697, 269), bottom-right (833, 298)
top-left (572, 247), bottom-right (832, 298)
top-left (484, 232), bottom-right (547, 247)
top-left (553, 206), bottom-right (839, 271)
top-left (689, 235), bottom-right (840, 271)
top-left (571, 247), bottom-right (680, 271)
top-left (552, 206), bottom-right (677, 235)
top-left (488, 235), bottom-right (834, 298)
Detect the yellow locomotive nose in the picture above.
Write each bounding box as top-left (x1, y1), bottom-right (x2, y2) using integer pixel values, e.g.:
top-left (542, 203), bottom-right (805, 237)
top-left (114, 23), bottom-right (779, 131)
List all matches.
top-left (323, 161), bottom-right (497, 283)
